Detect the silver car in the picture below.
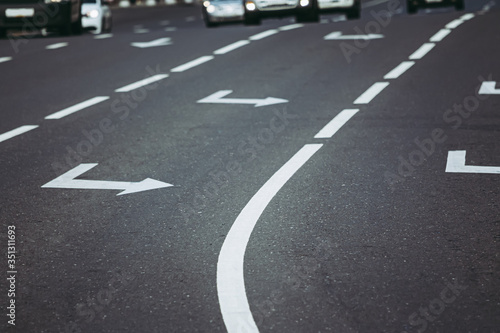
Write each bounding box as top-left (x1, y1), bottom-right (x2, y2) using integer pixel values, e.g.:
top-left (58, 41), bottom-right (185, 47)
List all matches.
top-left (202, 0), bottom-right (245, 28)
top-left (317, 0), bottom-right (360, 20)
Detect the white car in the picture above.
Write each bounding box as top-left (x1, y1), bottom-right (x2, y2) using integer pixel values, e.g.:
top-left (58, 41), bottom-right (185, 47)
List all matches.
top-left (318, 0), bottom-right (360, 20)
top-left (202, 0), bottom-right (245, 27)
top-left (81, 0), bottom-right (113, 34)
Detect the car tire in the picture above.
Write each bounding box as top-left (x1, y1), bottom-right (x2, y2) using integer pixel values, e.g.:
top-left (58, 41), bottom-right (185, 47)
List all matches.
top-left (0, 28), bottom-right (6, 39)
top-left (105, 17), bottom-right (112, 33)
top-left (455, 0), bottom-right (465, 10)
top-left (71, 12), bottom-right (83, 35)
top-left (244, 14), bottom-right (261, 25)
top-left (296, 1), bottom-right (319, 23)
top-left (407, 0), bottom-right (417, 14)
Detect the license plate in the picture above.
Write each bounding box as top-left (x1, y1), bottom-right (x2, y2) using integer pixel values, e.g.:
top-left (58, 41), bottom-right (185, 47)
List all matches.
top-left (5, 8), bottom-right (35, 18)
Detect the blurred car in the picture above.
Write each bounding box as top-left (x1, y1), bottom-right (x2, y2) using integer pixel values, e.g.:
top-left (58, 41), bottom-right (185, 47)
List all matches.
top-left (317, 0), bottom-right (360, 20)
top-left (407, 0), bottom-right (464, 14)
top-left (81, 0), bottom-right (112, 34)
top-left (202, 0), bottom-right (245, 27)
top-left (242, 0), bottom-right (319, 25)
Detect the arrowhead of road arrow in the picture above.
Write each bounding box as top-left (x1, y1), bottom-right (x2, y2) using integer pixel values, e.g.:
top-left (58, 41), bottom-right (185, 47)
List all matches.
top-left (255, 97), bottom-right (289, 107)
top-left (117, 178), bottom-right (174, 196)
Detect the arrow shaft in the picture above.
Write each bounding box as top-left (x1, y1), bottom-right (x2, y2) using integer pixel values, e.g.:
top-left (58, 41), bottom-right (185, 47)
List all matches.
top-left (44, 179), bottom-right (134, 191)
top-left (446, 151), bottom-right (500, 174)
top-left (198, 90), bottom-right (263, 105)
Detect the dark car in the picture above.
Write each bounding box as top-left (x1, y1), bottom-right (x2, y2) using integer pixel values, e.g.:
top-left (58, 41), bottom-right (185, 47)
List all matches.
top-left (0, 0), bottom-right (82, 38)
top-left (407, 0), bottom-right (464, 14)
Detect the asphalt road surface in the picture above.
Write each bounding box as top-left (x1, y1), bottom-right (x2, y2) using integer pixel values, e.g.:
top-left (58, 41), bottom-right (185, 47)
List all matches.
top-left (1, 0), bottom-right (499, 332)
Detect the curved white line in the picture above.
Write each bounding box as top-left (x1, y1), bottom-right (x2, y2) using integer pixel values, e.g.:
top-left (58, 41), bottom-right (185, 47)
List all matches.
top-left (217, 144), bottom-right (323, 333)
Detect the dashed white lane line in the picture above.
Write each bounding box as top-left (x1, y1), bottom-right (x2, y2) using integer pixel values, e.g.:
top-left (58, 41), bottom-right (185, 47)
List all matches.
top-left (409, 43), bottom-right (435, 60)
top-left (165, 27), bottom-right (177, 32)
top-left (115, 74), bottom-right (169, 92)
top-left (217, 143), bottom-right (323, 333)
top-left (314, 109), bottom-right (359, 139)
top-left (384, 61), bottom-right (415, 79)
top-left (45, 96), bottom-right (110, 120)
top-left (214, 40), bottom-right (250, 55)
top-left (0, 125), bottom-right (39, 143)
top-left (0, 56), bottom-right (12, 63)
top-left (278, 23), bottom-right (304, 31)
top-left (460, 13), bottom-right (475, 20)
top-left (446, 19), bottom-right (465, 29)
top-left (94, 33), bottom-right (113, 39)
top-left (46, 42), bottom-right (68, 50)
top-left (171, 55), bottom-right (214, 73)
top-left (353, 82), bottom-right (390, 105)
top-left (249, 29), bottom-right (279, 41)
top-left (430, 28), bottom-right (451, 42)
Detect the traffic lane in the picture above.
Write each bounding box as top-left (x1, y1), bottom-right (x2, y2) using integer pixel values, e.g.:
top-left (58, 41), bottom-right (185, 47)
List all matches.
top-left (243, 9), bottom-right (499, 333)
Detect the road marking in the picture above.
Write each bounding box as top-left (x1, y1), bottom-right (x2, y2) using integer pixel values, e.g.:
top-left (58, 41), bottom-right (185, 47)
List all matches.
top-left (198, 90), bottom-right (288, 107)
top-left (446, 19), bottom-right (464, 29)
top-left (0, 125), bottom-right (38, 143)
top-left (45, 96), bottom-right (110, 120)
top-left (353, 82), bottom-right (389, 104)
top-left (460, 13), bottom-right (475, 21)
top-left (165, 27), bottom-right (177, 32)
top-left (446, 151), bottom-right (500, 174)
top-left (324, 31), bottom-right (384, 40)
top-left (430, 29), bottom-right (451, 42)
top-left (160, 20), bottom-right (170, 26)
top-left (479, 81), bottom-right (500, 94)
top-left (249, 29), bottom-right (279, 41)
top-left (278, 23), bottom-right (304, 31)
top-left (186, 16), bottom-right (196, 22)
top-left (0, 56), bottom-right (12, 63)
top-left (314, 109), bottom-right (359, 139)
top-left (42, 163), bottom-right (174, 195)
top-left (364, 0), bottom-right (389, 8)
top-left (384, 61), bottom-right (415, 79)
top-left (131, 37), bottom-right (172, 48)
top-left (171, 55), bottom-right (214, 72)
top-left (409, 43), bottom-right (435, 60)
top-left (94, 33), bottom-right (113, 39)
top-left (214, 40), bottom-right (250, 55)
top-left (115, 74), bottom-right (169, 92)
top-left (217, 143), bottom-right (323, 333)
top-left (46, 42), bottom-right (68, 50)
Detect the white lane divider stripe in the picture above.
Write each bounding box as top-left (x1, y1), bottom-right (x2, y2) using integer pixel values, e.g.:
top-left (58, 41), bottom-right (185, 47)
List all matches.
top-left (46, 42), bottom-right (68, 50)
top-left (249, 29), bottom-right (279, 41)
top-left (115, 74), bottom-right (169, 92)
top-left (314, 109), bottom-right (359, 139)
top-left (0, 56), bottom-right (12, 63)
top-left (354, 82), bottom-right (389, 105)
top-left (384, 61), bottom-right (415, 79)
top-left (214, 40), bottom-right (250, 55)
top-left (171, 55), bottom-right (214, 73)
top-left (94, 34), bottom-right (113, 39)
top-left (0, 125), bottom-right (38, 143)
top-left (460, 13), bottom-right (475, 20)
top-left (217, 143), bottom-right (323, 333)
top-left (430, 29), bottom-right (451, 42)
top-left (409, 43), bottom-right (435, 60)
top-left (446, 19), bottom-right (464, 29)
top-left (45, 96), bottom-right (110, 120)
top-left (278, 23), bottom-right (304, 31)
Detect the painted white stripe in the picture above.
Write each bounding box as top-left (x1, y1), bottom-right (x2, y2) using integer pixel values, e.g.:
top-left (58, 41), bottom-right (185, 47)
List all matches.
top-left (170, 55), bottom-right (214, 72)
top-left (446, 19), bottom-right (464, 29)
top-left (409, 43), bottom-right (435, 60)
top-left (278, 23), bottom-right (304, 31)
top-left (446, 150), bottom-right (500, 174)
top-left (45, 96), bottom-right (110, 120)
top-left (314, 109), bottom-right (359, 139)
top-left (115, 74), bottom-right (168, 92)
top-left (165, 27), bottom-right (177, 32)
top-left (214, 40), bottom-right (250, 55)
top-left (460, 13), bottom-right (475, 21)
top-left (94, 33), bottom-right (113, 39)
top-left (46, 42), bottom-right (68, 50)
top-left (134, 28), bottom-right (150, 34)
top-left (354, 82), bottom-right (390, 104)
top-left (384, 61), bottom-right (415, 79)
top-left (217, 143), bottom-right (323, 333)
top-left (0, 125), bottom-right (38, 143)
top-left (430, 29), bottom-right (451, 42)
top-left (0, 56), bottom-right (12, 63)
top-left (249, 29), bottom-right (279, 41)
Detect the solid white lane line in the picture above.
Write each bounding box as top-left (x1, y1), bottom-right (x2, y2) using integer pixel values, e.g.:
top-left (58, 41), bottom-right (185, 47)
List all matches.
top-left (430, 28), bottom-right (451, 42)
top-left (314, 109), bottom-right (359, 139)
top-left (115, 74), bottom-right (169, 92)
top-left (353, 82), bottom-right (390, 105)
top-left (217, 143), bottom-right (323, 333)
top-left (0, 125), bottom-right (38, 143)
top-left (249, 29), bottom-right (279, 41)
top-left (94, 33), bottom-right (113, 39)
top-left (170, 55), bottom-right (214, 72)
top-left (460, 13), bottom-right (475, 20)
top-left (214, 40), bottom-right (250, 55)
top-left (45, 96), bottom-right (110, 120)
top-left (409, 43), bottom-right (435, 60)
top-left (46, 42), bottom-right (68, 50)
top-left (278, 23), bottom-right (304, 31)
top-left (0, 56), bottom-right (12, 63)
top-left (446, 19), bottom-right (464, 29)
top-left (384, 61), bottom-right (415, 79)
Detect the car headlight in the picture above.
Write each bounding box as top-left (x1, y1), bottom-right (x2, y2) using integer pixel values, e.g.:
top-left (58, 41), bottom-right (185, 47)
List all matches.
top-left (299, 0), bottom-right (310, 6)
top-left (203, 0), bottom-right (211, 7)
top-left (85, 9), bottom-right (100, 18)
top-left (245, 1), bottom-right (256, 10)
top-left (45, 0), bottom-right (66, 3)
top-left (206, 5), bottom-right (216, 13)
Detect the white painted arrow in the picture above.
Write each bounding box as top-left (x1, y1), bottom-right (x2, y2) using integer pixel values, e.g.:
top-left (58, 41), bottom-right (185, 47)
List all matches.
top-left (131, 37), bottom-right (172, 49)
top-left (324, 31), bottom-right (384, 40)
top-left (479, 81), bottom-right (500, 95)
top-left (42, 163), bottom-right (173, 196)
top-left (446, 151), bottom-right (500, 174)
top-left (197, 90), bottom-right (288, 107)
